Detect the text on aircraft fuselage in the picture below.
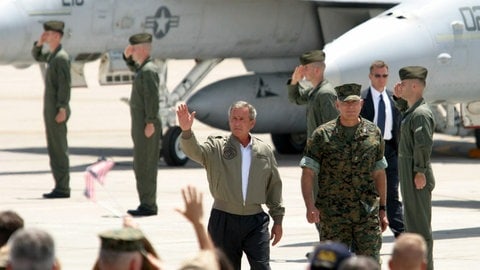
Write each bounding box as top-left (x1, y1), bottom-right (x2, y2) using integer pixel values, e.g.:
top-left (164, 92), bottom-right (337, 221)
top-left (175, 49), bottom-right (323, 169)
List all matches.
top-left (60, 1), bottom-right (179, 39)
top-left (62, 0), bottom-right (84, 6)
top-left (459, 6), bottom-right (480, 31)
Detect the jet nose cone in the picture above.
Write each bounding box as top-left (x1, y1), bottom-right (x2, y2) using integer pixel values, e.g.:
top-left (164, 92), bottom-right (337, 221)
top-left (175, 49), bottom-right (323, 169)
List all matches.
top-left (186, 83), bottom-right (230, 130)
top-left (323, 59), bottom-right (343, 88)
top-left (324, 10), bottom-right (435, 89)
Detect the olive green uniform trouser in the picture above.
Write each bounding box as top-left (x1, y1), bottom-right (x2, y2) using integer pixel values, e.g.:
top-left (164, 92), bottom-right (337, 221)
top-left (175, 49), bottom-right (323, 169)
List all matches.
top-left (398, 98), bottom-right (435, 270)
top-left (131, 112), bottom-right (160, 212)
top-left (44, 103), bottom-right (70, 194)
top-left (399, 156), bottom-right (434, 270)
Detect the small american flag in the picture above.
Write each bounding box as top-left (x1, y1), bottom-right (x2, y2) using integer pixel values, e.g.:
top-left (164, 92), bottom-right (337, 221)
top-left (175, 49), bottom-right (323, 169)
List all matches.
top-left (84, 159), bottom-right (115, 201)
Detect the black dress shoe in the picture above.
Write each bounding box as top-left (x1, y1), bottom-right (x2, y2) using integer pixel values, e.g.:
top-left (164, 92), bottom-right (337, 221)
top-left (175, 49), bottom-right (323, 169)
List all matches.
top-left (43, 191), bottom-right (70, 199)
top-left (127, 207), bottom-right (157, 217)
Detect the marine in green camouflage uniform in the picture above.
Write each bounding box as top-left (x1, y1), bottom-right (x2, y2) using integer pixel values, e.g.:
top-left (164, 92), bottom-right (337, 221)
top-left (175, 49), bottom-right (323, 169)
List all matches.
top-left (394, 66), bottom-right (435, 270)
top-left (124, 33), bottom-right (161, 216)
top-left (31, 21), bottom-right (71, 198)
top-left (300, 84), bottom-right (388, 262)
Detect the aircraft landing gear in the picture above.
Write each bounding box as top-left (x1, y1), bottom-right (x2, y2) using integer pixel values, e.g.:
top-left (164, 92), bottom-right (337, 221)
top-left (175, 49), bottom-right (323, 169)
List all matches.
top-left (153, 58), bottom-right (223, 167)
top-left (475, 128), bottom-right (480, 148)
top-left (468, 128), bottom-right (480, 158)
top-left (161, 126), bottom-right (188, 166)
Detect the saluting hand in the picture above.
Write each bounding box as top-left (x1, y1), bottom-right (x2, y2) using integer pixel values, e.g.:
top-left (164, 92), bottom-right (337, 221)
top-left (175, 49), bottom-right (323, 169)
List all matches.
top-left (393, 82), bottom-right (403, 98)
top-left (37, 32), bottom-right (48, 46)
top-left (176, 104), bottom-right (196, 131)
top-left (124, 45), bottom-right (133, 58)
top-left (290, 65), bottom-right (305, 85)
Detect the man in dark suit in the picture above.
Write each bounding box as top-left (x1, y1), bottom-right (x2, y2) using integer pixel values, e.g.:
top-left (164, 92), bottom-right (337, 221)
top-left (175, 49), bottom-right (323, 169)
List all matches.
top-left (360, 60), bottom-right (404, 237)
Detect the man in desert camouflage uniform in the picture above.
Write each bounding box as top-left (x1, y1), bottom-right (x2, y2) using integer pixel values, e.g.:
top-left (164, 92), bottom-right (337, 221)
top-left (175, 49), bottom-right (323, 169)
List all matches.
top-left (299, 83), bottom-right (389, 262)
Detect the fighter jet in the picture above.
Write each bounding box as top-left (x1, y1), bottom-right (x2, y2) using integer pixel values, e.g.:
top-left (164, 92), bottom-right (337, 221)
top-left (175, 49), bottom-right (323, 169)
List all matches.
top-left (188, 0), bottom-right (480, 158)
top-left (322, 0), bottom-right (480, 155)
top-left (0, 0), bottom-right (403, 165)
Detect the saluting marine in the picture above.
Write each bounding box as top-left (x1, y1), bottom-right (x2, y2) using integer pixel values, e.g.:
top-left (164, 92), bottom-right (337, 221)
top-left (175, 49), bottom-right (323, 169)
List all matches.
top-left (394, 66), bottom-right (435, 270)
top-left (32, 20), bottom-right (72, 199)
top-left (123, 33), bottom-right (162, 217)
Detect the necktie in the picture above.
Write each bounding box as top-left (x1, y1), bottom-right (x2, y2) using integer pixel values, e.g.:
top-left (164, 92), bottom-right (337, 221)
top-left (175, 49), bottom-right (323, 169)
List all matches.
top-left (378, 94), bottom-right (386, 136)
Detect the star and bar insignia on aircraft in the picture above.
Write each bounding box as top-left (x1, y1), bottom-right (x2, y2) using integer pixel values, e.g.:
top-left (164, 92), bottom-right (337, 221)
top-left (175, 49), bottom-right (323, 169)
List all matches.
top-left (145, 6), bottom-right (179, 39)
top-left (256, 77), bottom-right (277, 98)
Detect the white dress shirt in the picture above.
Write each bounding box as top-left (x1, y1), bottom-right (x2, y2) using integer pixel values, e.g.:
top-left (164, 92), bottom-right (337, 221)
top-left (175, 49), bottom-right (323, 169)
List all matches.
top-left (370, 86), bottom-right (393, 140)
top-left (241, 138), bottom-right (253, 202)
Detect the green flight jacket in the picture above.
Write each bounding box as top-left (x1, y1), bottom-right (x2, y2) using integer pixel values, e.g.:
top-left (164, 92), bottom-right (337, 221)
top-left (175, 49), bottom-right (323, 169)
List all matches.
top-left (397, 98), bottom-right (435, 191)
top-left (31, 43), bottom-right (71, 116)
top-left (124, 56), bottom-right (161, 127)
top-left (287, 79), bottom-right (338, 137)
top-left (180, 132), bottom-right (285, 220)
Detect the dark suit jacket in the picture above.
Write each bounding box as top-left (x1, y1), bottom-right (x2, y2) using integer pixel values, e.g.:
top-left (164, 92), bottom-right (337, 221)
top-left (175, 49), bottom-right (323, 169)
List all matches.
top-left (360, 87), bottom-right (401, 150)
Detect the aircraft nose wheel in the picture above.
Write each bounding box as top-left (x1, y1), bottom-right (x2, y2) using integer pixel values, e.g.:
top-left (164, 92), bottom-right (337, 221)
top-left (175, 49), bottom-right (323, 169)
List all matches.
top-left (475, 128), bottom-right (480, 148)
top-left (161, 126), bottom-right (189, 166)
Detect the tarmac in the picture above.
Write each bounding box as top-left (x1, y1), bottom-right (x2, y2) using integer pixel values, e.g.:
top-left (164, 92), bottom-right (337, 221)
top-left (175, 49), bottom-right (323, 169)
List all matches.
top-left (0, 59), bottom-right (479, 269)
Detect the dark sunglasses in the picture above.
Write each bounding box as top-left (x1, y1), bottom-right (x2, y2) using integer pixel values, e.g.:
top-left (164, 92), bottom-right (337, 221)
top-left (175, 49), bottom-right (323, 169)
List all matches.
top-left (374, 74), bottom-right (388, 78)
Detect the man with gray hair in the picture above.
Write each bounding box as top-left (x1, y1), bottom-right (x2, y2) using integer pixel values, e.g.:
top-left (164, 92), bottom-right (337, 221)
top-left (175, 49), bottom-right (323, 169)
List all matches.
top-left (177, 101), bottom-right (284, 270)
top-left (7, 228), bottom-right (59, 270)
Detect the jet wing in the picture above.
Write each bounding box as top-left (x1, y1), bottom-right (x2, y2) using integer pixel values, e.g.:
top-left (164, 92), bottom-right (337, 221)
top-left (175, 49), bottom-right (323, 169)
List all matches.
top-left (309, 0), bottom-right (404, 45)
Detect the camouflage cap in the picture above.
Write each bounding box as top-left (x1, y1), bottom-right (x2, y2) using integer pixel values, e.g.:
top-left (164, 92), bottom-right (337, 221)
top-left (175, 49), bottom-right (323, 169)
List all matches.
top-left (309, 241), bottom-right (352, 270)
top-left (300, 50), bottom-right (325, 65)
top-left (99, 228), bottom-right (145, 252)
top-left (335, 83), bottom-right (361, 102)
top-left (129, 33), bottom-right (153, 45)
top-left (399, 66), bottom-right (428, 82)
top-left (43, 20), bottom-right (64, 34)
